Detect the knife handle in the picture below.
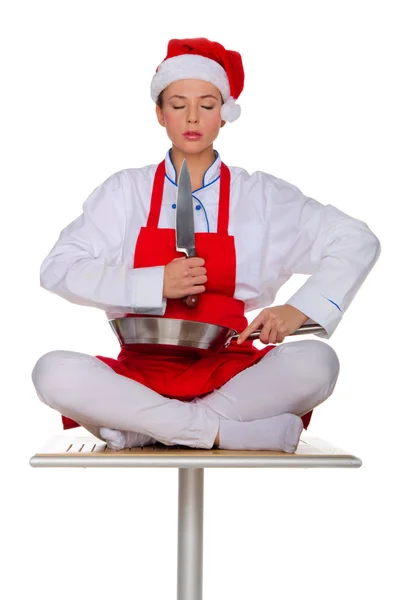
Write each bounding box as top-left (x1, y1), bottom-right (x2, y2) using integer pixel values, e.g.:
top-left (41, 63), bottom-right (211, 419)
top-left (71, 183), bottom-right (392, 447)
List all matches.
top-left (184, 294), bottom-right (199, 308)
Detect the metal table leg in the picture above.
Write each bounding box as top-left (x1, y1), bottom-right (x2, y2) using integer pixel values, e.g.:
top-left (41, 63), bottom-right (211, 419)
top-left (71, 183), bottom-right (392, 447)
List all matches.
top-left (177, 468), bottom-right (204, 600)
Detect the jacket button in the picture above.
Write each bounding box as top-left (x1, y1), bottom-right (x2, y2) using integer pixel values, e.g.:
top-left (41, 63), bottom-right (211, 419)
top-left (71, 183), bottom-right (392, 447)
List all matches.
top-left (195, 205), bottom-right (201, 210)
top-left (172, 203), bottom-right (176, 209)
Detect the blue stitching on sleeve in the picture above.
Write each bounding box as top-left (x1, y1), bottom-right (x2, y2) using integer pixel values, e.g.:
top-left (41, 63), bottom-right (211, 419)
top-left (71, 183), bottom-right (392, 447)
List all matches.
top-left (322, 296), bottom-right (342, 311)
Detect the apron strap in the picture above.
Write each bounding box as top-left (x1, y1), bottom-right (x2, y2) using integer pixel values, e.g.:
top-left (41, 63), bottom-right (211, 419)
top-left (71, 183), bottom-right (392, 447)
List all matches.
top-left (217, 162), bottom-right (230, 235)
top-left (147, 160), bottom-right (166, 228)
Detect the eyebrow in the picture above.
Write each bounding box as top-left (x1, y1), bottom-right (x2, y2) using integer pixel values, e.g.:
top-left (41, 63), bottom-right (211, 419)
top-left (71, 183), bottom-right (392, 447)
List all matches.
top-left (168, 94), bottom-right (219, 101)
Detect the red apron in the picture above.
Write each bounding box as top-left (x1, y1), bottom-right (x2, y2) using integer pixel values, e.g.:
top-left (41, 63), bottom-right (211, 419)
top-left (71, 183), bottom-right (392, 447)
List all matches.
top-left (62, 160), bottom-right (313, 430)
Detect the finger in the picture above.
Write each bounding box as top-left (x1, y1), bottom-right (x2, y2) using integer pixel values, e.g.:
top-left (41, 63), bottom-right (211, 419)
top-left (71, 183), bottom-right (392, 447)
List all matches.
top-left (190, 275), bottom-right (207, 285)
top-left (190, 266), bottom-right (207, 276)
top-left (186, 257), bottom-right (205, 267)
top-left (237, 321), bottom-right (260, 344)
top-left (183, 275), bottom-right (206, 289)
top-left (236, 332), bottom-right (244, 344)
top-left (187, 270), bottom-right (207, 281)
top-left (187, 285), bottom-right (205, 295)
top-left (259, 318), bottom-right (274, 344)
top-left (277, 323), bottom-right (288, 343)
top-left (237, 314), bottom-right (265, 344)
top-left (268, 322), bottom-right (280, 345)
top-left (267, 319), bottom-right (285, 344)
top-left (171, 257), bottom-right (187, 263)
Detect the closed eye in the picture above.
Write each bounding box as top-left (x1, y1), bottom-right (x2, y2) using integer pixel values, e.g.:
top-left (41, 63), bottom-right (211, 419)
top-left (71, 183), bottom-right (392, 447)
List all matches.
top-left (173, 106), bottom-right (214, 110)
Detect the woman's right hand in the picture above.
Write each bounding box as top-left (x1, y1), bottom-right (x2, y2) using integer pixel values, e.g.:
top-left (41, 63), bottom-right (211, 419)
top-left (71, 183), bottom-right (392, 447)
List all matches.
top-left (163, 257), bottom-right (207, 299)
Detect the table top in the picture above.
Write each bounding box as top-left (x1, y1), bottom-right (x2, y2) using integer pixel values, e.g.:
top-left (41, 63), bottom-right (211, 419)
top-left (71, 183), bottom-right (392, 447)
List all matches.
top-left (29, 432), bottom-right (362, 468)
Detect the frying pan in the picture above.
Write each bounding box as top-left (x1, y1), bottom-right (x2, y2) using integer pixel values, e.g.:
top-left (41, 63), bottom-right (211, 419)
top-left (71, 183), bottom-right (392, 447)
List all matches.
top-left (108, 317), bottom-right (325, 354)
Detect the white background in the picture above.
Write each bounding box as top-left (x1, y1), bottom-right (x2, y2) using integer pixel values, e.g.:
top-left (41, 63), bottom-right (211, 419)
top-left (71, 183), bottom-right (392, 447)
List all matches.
top-left (1, 1), bottom-right (395, 598)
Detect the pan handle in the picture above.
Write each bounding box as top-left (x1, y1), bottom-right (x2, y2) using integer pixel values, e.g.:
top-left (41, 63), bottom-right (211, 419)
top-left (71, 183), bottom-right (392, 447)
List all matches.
top-left (286, 323), bottom-right (326, 336)
top-left (230, 323), bottom-right (326, 340)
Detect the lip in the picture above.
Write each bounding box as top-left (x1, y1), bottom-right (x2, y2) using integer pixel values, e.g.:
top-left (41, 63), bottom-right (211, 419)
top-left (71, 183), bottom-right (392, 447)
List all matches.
top-left (183, 132), bottom-right (202, 138)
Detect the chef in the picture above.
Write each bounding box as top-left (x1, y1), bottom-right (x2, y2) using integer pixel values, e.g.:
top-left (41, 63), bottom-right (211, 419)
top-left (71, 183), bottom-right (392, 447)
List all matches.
top-left (31, 37), bottom-right (381, 453)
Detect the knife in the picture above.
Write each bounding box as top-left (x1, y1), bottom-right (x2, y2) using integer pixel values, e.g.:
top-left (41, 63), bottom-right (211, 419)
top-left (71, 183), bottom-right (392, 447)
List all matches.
top-left (176, 159), bottom-right (199, 308)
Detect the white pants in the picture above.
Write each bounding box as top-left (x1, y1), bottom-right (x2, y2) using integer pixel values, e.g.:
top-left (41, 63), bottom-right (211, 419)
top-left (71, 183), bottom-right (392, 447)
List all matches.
top-left (31, 339), bottom-right (340, 449)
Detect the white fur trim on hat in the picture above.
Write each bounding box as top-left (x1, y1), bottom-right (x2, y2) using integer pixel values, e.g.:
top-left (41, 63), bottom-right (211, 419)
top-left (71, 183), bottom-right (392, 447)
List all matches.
top-left (151, 54), bottom-right (242, 122)
top-left (220, 97), bottom-right (241, 122)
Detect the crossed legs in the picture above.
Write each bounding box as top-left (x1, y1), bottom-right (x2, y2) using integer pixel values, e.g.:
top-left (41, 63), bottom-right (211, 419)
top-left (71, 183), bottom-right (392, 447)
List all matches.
top-left (31, 339), bottom-right (340, 452)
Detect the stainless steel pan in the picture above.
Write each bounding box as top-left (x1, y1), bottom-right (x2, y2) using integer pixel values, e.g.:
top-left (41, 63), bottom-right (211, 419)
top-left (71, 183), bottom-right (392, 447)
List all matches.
top-left (109, 317), bottom-right (325, 354)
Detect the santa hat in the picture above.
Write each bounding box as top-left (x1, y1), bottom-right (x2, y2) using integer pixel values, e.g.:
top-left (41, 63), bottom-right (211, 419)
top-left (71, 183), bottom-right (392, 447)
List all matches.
top-left (150, 38), bottom-right (245, 123)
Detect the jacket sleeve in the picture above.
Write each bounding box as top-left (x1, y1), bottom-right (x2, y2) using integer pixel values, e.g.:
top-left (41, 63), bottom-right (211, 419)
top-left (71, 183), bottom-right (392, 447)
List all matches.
top-left (39, 170), bottom-right (166, 315)
top-left (267, 177), bottom-right (381, 338)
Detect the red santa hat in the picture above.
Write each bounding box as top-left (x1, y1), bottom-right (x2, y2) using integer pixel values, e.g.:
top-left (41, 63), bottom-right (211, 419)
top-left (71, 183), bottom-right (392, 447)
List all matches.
top-left (150, 38), bottom-right (245, 122)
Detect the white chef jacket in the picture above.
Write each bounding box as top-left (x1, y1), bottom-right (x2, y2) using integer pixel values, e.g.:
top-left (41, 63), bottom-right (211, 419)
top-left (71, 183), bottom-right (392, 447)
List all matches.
top-left (40, 149), bottom-right (381, 339)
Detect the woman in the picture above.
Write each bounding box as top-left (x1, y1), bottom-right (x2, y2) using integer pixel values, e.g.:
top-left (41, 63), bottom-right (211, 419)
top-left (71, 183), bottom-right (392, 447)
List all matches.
top-left (31, 37), bottom-right (381, 452)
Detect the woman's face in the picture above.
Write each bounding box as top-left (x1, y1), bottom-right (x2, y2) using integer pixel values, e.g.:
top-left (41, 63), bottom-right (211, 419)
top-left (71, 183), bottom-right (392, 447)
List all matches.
top-left (156, 79), bottom-right (226, 154)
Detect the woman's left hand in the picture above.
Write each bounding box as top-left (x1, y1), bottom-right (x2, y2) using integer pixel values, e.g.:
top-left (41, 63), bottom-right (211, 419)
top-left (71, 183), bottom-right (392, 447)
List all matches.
top-left (237, 304), bottom-right (309, 345)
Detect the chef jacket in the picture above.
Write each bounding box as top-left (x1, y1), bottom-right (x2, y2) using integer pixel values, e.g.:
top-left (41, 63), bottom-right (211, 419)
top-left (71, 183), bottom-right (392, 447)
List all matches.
top-left (39, 149), bottom-right (381, 339)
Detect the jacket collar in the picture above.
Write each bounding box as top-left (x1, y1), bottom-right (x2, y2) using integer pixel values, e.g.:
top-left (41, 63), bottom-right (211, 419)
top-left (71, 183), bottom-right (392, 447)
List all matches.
top-left (164, 148), bottom-right (221, 192)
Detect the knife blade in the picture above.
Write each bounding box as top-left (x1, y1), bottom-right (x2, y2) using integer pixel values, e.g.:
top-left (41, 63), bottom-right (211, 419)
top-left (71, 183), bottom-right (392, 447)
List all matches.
top-left (176, 159), bottom-right (199, 308)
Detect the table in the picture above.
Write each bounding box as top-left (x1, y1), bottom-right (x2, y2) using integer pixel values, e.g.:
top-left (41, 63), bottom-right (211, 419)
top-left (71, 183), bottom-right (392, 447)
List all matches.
top-left (30, 433), bottom-right (361, 600)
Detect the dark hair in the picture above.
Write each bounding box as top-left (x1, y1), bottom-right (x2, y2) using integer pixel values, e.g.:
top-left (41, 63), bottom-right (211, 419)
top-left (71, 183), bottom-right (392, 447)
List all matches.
top-left (156, 90), bottom-right (164, 109)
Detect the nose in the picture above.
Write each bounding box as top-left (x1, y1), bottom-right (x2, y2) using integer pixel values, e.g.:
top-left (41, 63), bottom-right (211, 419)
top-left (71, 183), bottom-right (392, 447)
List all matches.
top-left (187, 104), bottom-right (199, 124)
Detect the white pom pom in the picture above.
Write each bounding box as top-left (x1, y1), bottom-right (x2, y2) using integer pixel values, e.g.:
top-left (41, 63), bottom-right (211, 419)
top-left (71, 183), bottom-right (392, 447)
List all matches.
top-left (220, 97), bottom-right (241, 122)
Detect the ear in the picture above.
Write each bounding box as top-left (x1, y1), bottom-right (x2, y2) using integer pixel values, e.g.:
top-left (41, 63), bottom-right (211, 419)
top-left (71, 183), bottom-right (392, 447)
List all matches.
top-left (156, 104), bottom-right (165, 127)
